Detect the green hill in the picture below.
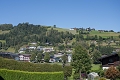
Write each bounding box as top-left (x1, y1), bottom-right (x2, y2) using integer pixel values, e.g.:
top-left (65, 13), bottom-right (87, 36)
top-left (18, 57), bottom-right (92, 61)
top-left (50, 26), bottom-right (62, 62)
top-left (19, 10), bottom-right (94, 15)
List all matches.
top-left (0, 30), bottom-right (10, 34)
top-left (49, 27), bottom-right (120, 38)
top-left (48, 27), bottom-right (77, 34)
top-left (89, 31), bottom-right (120, 38)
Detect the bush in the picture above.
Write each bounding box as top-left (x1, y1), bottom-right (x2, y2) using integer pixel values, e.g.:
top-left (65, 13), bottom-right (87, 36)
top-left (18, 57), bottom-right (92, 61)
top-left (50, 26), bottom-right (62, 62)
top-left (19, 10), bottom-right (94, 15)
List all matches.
top-left (63, 66), bottom-right (72, 78)
top-left (0, 69), bottom-right (64, 80)
top-left (73, 73), bottom-right (80, 80)
top-left (0, 57), bottom-right (63, 72)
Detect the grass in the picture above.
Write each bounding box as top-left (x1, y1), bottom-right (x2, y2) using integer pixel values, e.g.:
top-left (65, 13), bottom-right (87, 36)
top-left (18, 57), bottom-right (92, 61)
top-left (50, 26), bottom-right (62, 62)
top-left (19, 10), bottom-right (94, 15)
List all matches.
top-left (0, 30), bottom-right (10, 34)
top-left (48, 28), bottom-right (77, 34)
top-left (0, 47), bottom-right (15, 53)
top-left (91, 64), bottom-right (101, 70)
top-left (68, 64), bottom-right (101, 80)
top-left (90, 31), bottom-right (120, 37)
top-left (0, 40), bottom-right (6, 43)
top-left (48, 27), bottom-right (120, 38)
top-left (6, 47), bottom-right (15, 52)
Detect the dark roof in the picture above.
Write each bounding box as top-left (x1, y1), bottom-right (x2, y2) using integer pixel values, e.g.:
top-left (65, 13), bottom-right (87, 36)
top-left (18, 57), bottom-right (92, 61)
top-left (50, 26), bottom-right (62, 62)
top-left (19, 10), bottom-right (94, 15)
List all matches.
top-left (98, 53), bottom-right (118, 61)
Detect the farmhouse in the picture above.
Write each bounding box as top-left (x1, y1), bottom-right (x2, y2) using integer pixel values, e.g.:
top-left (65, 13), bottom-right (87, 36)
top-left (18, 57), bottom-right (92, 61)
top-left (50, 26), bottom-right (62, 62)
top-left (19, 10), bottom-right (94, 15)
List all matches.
top-left (99, 53), bottom-right (120, 70)
top-left (19, 54), bottom-right (31, 62)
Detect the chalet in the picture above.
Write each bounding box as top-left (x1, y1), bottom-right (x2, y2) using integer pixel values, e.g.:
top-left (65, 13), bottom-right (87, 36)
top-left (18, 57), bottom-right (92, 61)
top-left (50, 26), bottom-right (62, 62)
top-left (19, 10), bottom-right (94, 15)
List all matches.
top-left (19, 54), bottom-right (31, 62)
top-left (99, 53), bottom-right (120, 70)
top-left (43, 47), bottom-right (54, 53)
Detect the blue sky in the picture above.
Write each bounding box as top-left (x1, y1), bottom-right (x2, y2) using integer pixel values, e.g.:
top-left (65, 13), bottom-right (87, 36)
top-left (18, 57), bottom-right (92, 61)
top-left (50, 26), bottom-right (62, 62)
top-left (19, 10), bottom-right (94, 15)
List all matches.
top-left (0, 0), bottom-right (120, 31)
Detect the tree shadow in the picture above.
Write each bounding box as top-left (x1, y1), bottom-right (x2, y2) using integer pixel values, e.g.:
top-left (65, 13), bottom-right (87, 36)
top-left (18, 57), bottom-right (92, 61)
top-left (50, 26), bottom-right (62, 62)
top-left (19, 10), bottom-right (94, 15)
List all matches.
top-left (0, 76), bottom-right (4, 80)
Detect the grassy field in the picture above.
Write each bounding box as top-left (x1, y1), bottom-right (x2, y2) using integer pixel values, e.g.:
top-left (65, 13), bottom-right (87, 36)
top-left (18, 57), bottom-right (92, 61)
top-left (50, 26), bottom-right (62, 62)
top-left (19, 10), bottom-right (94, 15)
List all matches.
top-left (0, 30), bottom-right (10, 34)
top-left (91, 64), bottom-right (101, 70)
top-left (48, 27), bottom-right (120, 38)
top-left (0, 40), bottom-right (6, 43)
top-left (0, 47), bottom-right (15, 53)
top-left (90, 31), bottom-right (120, 37)
top-left (48, 28), bottom-right (77, 34)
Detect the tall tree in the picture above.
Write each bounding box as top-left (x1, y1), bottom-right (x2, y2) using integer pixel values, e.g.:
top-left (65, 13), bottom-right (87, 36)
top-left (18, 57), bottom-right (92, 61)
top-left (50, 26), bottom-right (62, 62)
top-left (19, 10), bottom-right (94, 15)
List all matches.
top-left (61, 54), bottom-right (68, 64)
top-left (44, 52), bottom-right (50, 63)
top-left (71, 45), bottom-right (92, 79)
top-left (37, 53), bottom-right (43, 62)
top-left (91, 49), bottom-right (101, 63)
top-left (30, 53), bottom-right (36, 62)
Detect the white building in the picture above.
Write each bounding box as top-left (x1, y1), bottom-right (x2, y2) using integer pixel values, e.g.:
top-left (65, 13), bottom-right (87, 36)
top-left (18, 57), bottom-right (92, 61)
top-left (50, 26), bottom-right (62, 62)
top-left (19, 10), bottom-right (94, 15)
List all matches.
top-left (88, 72), bottom-right (99, 80)
top-left (19, 54), bottom-right (31, 62)
top-left (68, 54), bottom-right (72, 62)
top-left (43, 47), bottom-right (54, 53)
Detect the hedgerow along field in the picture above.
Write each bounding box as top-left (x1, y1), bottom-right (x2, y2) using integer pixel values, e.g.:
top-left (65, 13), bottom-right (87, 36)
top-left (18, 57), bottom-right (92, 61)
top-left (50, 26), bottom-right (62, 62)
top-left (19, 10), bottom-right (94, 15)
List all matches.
top-left (0, 57), bottom-right (72, 79)
top-left (0, 69), bottom-right (64, 80)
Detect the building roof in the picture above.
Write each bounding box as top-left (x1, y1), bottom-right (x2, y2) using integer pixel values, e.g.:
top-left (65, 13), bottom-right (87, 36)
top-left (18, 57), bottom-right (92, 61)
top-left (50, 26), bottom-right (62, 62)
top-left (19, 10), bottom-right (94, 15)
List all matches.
top-left (98, 53), bottom-right (118, 61)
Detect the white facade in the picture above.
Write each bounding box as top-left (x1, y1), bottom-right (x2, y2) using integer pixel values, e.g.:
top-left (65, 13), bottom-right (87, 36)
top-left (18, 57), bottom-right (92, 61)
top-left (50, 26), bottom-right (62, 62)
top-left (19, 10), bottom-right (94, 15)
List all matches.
top-left (68, 55), bottom-right (72, 62)
top-left (43, 47), bottom-right (54, 53)
top-left (19, 54), bottom-right (30, 62)
top-left (19, 51), bottom-right (24, 53)
top-left (29, 46), bottom-right (36, 50)
top-left (88, 72), bottom-right (99, 80)
top-left (19, 55), bottom-right (24, 61)
top-left (102, 67), bottom-right (109, 70)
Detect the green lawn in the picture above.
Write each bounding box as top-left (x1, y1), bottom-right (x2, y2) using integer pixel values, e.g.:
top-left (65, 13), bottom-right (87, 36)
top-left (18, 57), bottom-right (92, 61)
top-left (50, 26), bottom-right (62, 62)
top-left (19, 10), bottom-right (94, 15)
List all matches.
top-left (0, 47), bottom-right (15, 53)
top-left (0, 40), bottom-right (6, 43)
top-left (90, 31), bottom-right (120, 37)
top-left (0, 30), bottom-right (10, 34)
top-left (91, 64), bottom-right (101, 70)
top-left (48, 28), bottom-right (77, 34)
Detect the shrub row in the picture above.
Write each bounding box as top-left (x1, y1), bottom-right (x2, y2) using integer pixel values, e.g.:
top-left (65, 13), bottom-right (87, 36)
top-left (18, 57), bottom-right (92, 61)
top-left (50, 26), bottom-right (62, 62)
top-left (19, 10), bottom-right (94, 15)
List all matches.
top-left (0, 57), bottom-right (63, 72)
top-left (0, 69), bottom-right (64, 80)
top-left (0, 57), bottom-right (72, 78)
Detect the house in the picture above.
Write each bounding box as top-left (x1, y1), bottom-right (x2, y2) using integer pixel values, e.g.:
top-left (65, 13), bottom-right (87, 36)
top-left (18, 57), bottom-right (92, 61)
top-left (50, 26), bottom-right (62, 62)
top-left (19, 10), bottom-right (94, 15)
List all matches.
top-left (37, 46), bottom-right (44, 51)
top-left (67, 54), bottom-right (72, 62)
top-left (88, 72), bottom-right (99, 80)
top-left (19, 50), bottom-right (25, 53)
top-left (19, 47), bottom-right (26, 51)
top-left (0, 52), bottom-right (12, 59)
top-left (19, 54), bottom-right (31, 62)
top-left (43, 47), bottom-right (54, 53)
top-left (0, 52), bottom-right (19, 60)
top-left (30, 42), bottom-right (37, 45)
top-left (49, 58), bottom-right (56, 63)
top-left (98, 53), bottom-right (120, 70)
top-left (29, 46), bottom-right (36, 50)
top-left (11, 53), bottom-right (19, 61)
top-left (69, 28), bottom-right (74, 30)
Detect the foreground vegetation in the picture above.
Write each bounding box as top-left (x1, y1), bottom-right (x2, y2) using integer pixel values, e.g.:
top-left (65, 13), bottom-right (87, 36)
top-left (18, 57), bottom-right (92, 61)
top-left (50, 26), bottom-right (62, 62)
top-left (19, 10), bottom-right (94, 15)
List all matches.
top-left (1, 23), bottom-right (120, 80)
top-left (0, 69), bottom-right (63, 80)
top-left (0, 57), bottom-right (72, 79)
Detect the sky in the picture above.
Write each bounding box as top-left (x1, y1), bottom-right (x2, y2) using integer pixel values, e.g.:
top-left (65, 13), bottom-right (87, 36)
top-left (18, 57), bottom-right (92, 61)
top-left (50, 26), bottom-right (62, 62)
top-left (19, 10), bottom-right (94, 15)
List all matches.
top-left (0, 0), bottom-right (120, 31)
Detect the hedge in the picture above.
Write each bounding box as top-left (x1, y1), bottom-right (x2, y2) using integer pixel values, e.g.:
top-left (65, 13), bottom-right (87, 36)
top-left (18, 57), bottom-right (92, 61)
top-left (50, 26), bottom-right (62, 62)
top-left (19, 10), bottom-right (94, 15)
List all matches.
top-left (0, 57), bottom-right (72, 78)
top-left (0, 69), bottom-right (64, 80)
top-left (0, 57), bottom-right (63, 72)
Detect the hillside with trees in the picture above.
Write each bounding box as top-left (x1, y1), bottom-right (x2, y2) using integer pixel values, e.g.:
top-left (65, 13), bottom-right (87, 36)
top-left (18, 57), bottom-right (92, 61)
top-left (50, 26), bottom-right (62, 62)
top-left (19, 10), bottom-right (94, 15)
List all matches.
top-left (0, 23), bottom-right (120, 60)
top-left (1, 23), bottom-right (120, 79)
